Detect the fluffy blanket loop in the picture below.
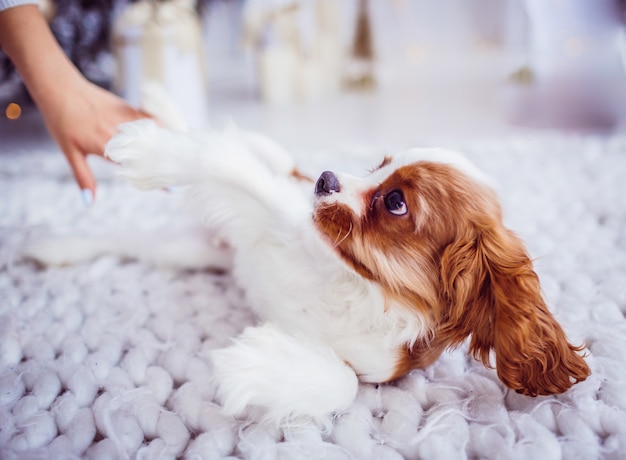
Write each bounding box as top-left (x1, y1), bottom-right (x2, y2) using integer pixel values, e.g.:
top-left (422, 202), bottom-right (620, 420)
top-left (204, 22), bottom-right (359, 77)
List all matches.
top-left (1, 134), bottom-right (626, 459)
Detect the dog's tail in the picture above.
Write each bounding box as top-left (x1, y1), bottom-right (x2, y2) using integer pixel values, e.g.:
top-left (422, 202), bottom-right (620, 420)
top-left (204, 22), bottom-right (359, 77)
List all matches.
top-left (211, 323), bottom-right (358, 427)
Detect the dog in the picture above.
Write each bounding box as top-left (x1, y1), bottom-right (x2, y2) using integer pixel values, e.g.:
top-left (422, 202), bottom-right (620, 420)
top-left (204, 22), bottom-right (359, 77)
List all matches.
top-left (66, 116), bottom-right (587, 426)
top-left (27, 103), bottom-right (590, 425)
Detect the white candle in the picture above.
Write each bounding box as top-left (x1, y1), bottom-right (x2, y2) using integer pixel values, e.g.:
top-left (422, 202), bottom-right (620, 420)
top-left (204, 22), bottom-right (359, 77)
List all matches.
top-left (112, 0), bottom-right (209, 130)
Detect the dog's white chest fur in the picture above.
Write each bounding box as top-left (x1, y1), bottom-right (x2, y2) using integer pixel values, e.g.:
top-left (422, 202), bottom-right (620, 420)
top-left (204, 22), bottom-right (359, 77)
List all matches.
top-left (230, 207), bottom-right (424, 385)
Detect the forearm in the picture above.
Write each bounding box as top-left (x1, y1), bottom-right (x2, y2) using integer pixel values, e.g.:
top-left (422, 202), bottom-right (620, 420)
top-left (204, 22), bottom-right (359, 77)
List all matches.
top-left (1, 3), bottom-right (152, 198)
top-left (0, 4), bottom-right (83, 113)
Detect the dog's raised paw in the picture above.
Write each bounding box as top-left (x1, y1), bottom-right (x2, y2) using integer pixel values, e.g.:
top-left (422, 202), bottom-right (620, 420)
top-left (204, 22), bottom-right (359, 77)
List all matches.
top-left (105, 119), bottom-right (193, 191)
top-left (105, 119), bottom-right (160, 164)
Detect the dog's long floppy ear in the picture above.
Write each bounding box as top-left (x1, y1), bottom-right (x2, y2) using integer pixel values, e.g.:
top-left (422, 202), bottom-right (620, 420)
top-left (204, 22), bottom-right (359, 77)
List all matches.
top-left (440, 223), bottom-right (590, 396)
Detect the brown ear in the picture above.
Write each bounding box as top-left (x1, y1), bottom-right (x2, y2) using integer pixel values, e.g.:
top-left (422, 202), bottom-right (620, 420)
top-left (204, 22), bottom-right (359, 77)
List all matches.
top-left (440, 224), bottom-right (590, 396)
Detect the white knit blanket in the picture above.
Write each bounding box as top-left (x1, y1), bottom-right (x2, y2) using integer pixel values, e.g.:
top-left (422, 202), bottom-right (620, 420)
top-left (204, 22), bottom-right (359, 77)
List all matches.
top-left (1, 133), bottom-right (625, 459)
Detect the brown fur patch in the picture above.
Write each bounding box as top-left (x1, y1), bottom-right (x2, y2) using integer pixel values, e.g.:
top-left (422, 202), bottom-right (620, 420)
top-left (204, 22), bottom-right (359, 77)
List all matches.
top-left (291, 169), bottom-right (314, 183)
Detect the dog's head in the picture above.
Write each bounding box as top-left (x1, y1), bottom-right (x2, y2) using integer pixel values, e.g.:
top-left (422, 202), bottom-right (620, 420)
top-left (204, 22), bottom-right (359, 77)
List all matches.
top-left (313, 148), bottom-right (589, 396)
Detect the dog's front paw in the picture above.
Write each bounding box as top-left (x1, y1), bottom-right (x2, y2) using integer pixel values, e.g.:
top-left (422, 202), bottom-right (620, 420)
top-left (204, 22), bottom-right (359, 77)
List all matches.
top-left (105, 119), bottom-right (158, 163)
top-left (105, 120), bottom-right (189, 190)
top-left (211, 324), bottom-right (358, 425)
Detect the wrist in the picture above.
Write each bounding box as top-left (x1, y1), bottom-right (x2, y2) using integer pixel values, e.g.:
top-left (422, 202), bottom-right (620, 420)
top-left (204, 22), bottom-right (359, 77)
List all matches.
top-left (0, 5), bottom-right (84, 111)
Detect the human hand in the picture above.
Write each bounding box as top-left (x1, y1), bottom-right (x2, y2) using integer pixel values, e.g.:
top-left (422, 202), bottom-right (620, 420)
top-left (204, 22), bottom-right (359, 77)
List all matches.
top-left (40, 77), bottom-right (152, 205)
top-left (0, 4), bottom-right (153, 206)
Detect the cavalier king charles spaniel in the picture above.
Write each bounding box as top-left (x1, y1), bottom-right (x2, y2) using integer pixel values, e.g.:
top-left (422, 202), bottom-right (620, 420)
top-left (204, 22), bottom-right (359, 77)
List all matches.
top-left (84, 118), bottom-right (590, 425)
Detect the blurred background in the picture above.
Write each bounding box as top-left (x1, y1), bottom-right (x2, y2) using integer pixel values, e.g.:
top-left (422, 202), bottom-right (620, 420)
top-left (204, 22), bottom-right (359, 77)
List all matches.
top-left (1, 0), bottom-right (626, 153)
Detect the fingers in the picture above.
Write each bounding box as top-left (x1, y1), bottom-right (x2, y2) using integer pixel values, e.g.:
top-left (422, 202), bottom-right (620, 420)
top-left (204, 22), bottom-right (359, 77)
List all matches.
top-left (64, 147), bottom-right (96, 207)
top-left (62, 102), bottom-right (155, 203)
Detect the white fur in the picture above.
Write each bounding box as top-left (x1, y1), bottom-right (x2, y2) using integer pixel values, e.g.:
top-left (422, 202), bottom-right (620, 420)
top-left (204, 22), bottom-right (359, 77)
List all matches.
top-left (97, 119), bottom-right (444, 425)
top-left (211, 324), bottom-right (358, 425)
top-left (140, 81), bottom-right (189, 133)
top-left (24, 230), bottom-right (232, 271)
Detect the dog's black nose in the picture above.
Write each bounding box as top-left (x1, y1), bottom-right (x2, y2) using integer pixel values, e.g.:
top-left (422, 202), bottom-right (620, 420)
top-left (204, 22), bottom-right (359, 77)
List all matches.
top-left (315, 171), bottom-right (340, 195)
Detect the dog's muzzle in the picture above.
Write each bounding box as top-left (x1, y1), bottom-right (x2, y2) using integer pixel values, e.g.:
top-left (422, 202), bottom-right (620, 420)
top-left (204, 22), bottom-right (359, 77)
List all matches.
top-left (315, 171), bottom-right (341, 195)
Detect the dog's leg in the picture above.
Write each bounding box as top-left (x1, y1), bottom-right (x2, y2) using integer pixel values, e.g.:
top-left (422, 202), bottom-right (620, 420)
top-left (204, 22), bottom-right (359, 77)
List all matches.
top-left (105, 120), bottom-right (311, 231)
top-left (105, 120), bottom-right (222, 191)
top-left (24, 229), bottom-right (232, 271)
top-left (106, 120), bottom-right (288, 191)
top-left (211, 323), bottom-right (358, 425)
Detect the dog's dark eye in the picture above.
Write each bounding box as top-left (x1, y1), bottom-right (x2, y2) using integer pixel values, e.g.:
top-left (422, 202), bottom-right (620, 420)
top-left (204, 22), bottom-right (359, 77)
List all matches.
top-left (384, 190), bottom-right (407, 215)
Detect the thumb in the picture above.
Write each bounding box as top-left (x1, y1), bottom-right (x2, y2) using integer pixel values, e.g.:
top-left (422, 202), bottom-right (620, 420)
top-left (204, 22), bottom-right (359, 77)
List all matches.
top-left (65, 148), bottom-right (97, 207)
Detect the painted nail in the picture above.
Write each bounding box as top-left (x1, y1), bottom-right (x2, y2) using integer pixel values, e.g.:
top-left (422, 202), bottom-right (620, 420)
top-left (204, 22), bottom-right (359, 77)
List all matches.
top-left (81, 188), bottom-right (94, 207)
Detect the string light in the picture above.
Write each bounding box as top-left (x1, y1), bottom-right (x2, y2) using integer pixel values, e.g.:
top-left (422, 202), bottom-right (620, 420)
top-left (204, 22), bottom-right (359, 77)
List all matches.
top-left (5, 102), bottom-right (21, 120)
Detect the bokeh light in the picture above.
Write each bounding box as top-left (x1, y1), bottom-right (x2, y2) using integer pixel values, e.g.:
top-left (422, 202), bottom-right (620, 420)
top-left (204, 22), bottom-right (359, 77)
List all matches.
top-left (5, 102), bottom-right (21, 120)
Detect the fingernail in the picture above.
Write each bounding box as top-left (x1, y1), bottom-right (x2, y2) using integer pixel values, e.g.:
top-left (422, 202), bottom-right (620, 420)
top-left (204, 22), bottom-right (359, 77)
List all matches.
top-left (81, 188), bottom-right (94, 207)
